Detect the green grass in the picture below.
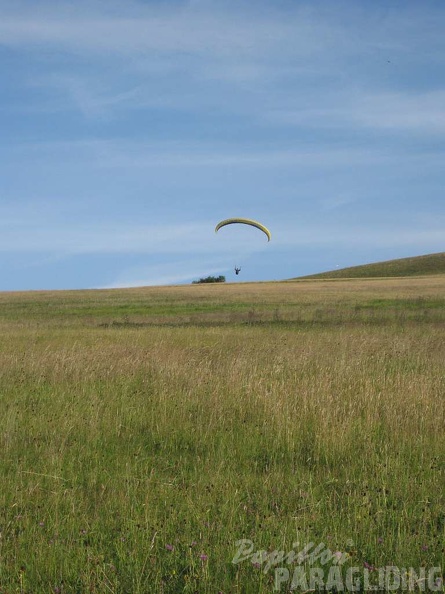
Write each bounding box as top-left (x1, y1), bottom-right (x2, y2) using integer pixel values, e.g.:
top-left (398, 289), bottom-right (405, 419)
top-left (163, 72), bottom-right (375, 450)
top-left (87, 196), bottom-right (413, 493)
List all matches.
top-left (297, 252), bottom-right (445, 279)
top-left (0, 279), bottom-right (444, 592)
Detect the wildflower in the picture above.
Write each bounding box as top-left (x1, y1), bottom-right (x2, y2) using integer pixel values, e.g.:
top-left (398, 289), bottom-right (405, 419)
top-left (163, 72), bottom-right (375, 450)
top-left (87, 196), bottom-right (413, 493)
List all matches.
top-left (200, 554), bottom-right (208, 561)
top-left (364, 561), bottom-right (376, 571)
top-left (166, 544), bottom-right (174, 551)
top-left (421, 544), bottom-right (428, 551)
top-left (378, 537), bottom-right (383, 544)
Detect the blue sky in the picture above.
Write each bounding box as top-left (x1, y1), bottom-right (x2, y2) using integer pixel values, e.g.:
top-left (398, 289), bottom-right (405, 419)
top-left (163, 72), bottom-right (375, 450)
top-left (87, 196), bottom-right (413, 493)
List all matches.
top-left (1, 0), bottom-right (445, 289)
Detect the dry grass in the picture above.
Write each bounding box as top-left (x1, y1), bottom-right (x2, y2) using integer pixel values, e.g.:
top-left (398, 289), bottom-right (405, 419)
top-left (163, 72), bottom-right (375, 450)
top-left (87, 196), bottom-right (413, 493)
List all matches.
top-left (0, 277), bottom-right (444, 592)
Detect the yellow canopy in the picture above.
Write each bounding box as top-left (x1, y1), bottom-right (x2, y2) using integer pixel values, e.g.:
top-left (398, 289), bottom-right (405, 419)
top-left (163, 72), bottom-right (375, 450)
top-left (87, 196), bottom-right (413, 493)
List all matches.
top-left (215, 218), bottom-right (271, 242)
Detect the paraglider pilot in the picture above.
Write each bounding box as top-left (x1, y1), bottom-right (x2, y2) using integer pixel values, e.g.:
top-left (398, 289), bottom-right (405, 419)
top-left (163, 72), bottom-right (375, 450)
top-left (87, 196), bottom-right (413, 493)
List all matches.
top-left (235, 267), bottom-right (241, 275)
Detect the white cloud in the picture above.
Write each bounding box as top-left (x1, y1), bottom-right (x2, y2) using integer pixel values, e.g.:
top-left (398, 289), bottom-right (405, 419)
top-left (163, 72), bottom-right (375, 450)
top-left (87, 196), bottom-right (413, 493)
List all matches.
top-left (0, 1), bottom-right (310, 123)
top-left (3, 0), bottom-right (445, 128)
top-left (10, 137), bottom-right (445, 174)
top-left (35, 76), bottom-right (143, 119)
top-left (353, 91), bottom-right (445, 132)
top-left (6, 138), bottom-right (412, 169)
top-left (0, 213), bottom-right (272, 258)
top-left (2, 206), bottom-right (444, 257)
top-left (0, 2), bottom-right (314, 58)
top-left (276, 224), bottom-right (445, 251)
top-left (0, 220), bottom-right (209, 255)
top-left (319, 196), bottom-right (357, 211)
top-left (102, 260), bottom-right (228, 288)
top-left (268, 89), bottom-right (445, 134)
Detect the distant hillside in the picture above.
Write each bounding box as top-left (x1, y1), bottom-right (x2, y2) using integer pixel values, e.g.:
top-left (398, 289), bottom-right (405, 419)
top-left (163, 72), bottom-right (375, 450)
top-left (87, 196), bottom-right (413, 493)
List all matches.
top-left (297, 252), bottom-right (445, 279)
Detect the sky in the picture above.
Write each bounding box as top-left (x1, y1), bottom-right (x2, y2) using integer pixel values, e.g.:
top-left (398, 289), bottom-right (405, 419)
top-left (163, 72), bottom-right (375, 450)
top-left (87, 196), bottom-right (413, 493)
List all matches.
top-left (1, 0), bottom-right (445, 290)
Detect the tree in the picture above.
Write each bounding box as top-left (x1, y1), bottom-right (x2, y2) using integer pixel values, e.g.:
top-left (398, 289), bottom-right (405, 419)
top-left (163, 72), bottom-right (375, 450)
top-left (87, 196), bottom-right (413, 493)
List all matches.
top-left (192, 275), bottom-right (226, 284)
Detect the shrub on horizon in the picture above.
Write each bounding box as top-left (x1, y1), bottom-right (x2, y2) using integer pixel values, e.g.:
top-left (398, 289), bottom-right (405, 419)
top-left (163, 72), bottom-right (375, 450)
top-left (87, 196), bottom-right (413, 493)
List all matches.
top-left (192, 275), bottom-right (226, 284)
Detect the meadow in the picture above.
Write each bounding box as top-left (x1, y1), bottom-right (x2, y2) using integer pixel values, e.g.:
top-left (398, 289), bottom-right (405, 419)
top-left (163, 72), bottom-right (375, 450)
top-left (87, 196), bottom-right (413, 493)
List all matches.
top-left (0, 276), bottom-right (444, 593)
top-left (300, 252), bottom-right (445, 280)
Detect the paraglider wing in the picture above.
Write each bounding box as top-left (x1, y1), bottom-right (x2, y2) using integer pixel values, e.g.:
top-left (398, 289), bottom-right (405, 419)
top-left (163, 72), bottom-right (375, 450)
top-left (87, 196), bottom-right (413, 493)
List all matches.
top-left (214, 218), bottom-right (271, 242)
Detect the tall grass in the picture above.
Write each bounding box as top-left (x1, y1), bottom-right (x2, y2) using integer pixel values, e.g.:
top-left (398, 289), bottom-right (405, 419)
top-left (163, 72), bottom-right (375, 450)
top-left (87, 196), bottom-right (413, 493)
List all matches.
top-left (0, 278), bottom-right (444, 592)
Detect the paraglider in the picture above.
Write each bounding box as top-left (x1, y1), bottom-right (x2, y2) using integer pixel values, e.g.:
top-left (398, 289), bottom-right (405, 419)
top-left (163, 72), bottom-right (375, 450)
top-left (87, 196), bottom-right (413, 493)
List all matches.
top-left (215, 218), bottom-right (271, 276)
top-left (215, 218), bottom-right (271, 242)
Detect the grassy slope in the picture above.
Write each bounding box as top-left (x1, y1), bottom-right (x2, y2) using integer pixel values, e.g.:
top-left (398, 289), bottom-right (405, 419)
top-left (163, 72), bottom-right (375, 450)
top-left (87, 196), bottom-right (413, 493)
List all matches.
top-left (1, 279), bottom-right (444, 592)
top-left (296, 252), bottom-right (445, 280)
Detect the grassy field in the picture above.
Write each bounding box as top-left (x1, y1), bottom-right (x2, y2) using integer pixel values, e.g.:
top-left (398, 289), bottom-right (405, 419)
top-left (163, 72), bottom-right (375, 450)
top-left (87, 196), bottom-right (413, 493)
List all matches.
top-left (1, 277), bottom-right (444, 593)
top-left (297, 252), bottom-right (445, 280)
